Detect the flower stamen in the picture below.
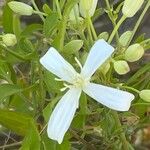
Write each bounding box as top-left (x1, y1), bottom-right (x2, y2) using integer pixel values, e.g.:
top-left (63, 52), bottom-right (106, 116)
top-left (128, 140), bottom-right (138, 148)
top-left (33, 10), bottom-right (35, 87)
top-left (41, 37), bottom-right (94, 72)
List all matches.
top-left (75, 57), bottom-right (82, 71)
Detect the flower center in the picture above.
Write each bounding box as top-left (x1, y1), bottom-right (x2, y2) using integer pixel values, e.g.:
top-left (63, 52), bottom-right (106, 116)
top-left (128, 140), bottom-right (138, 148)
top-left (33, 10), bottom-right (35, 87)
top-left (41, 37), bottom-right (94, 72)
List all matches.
top-left (72, 73), bottom-right (89, 89)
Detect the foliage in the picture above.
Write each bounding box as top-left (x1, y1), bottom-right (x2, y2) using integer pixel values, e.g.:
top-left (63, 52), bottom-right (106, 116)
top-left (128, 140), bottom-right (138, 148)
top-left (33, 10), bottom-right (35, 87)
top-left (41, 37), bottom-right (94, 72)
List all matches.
top-left (0, 0), bottom-right (150, 149)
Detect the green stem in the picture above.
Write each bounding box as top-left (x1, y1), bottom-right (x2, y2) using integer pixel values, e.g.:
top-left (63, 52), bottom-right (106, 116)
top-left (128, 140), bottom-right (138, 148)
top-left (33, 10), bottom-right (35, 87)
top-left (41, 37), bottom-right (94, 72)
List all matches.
top-left (88, 17), bottom-right (97, 40)
top-left (121, 86), bottom-right (140, 94)
top-left (0, 44), bottom-right (26, 61)
top-left (55, 0), bottom-right (62, 19)
top-left (111, 111), bottom-right (129, 150)
top-left (87, 19), bottom-right (93, 45)
top-left (31, 0), bottom-right (45, 21)
top-left (33, 10), bottom-right (48, 16)
top-left (127, 0), bottom-right (150, 46)
top-left (108, 15), bottom-right (126, 44)
top-left (104, 0), bottom-right (120, 44)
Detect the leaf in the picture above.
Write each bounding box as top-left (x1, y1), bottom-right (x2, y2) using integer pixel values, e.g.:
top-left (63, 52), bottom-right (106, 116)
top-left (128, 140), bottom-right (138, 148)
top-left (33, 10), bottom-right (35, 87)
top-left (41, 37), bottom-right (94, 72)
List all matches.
top-left (0, 109), bottom-right (31, 135)
top-left (43, 13), bottom-right (59, 37)
top-left (20, 121), bottom-right (41, 150)
top-left (72, 93), bottom-right (87, 129)
top-left (21, 24), bottom-right (43, 37)
top-left (63, 40), bottom-right (83, 54)
top-left (0, 61), bottom-right (11, 81)
top-left (0, 84), bottom-right (22, 101)
top-left (43, 70), bottom-right (63, 93)
top-left (19, 38), bottom-right (35, 53)
top-left (127, 62), bottom-right (150, 85)
top-left (2, 3), bottom-right (13, 33)
top-left (43, 96), bottom-right (60, 122)
top-left (13, 15), bottom-right (21, 38)
top-left (52, 0), bottom-right (79, 50)
top-left (43, 4), bottom-right (52, 15)
top-left (41, 133), bottom-right (71, 150)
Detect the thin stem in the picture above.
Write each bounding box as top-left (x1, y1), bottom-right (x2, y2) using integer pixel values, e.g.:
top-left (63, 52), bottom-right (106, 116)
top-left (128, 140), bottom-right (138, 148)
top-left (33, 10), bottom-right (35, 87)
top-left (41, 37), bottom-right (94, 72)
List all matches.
top-left (108, 15), bottom-right (126, 44)
top-left (87, 20), bottom-right (93, 45)
top-left (0, 142), bottom-right (22, 149)
top-left (55, 0), bottom-right (62, 19)
top-left (31, 0), bottom-right (45, 21)
top-left (121, 86), bottom-right (140, 94)
top-left (33, 10), bottom-right (48, 16)
top-left (104, 0), bottom-right (120, 44)
top-left (111, 111), bottom-right (129, 150)
top-left (88, 17), bottom-right (97, 40)
top-left (127, 0), bottom-right (150, 46)
top-left (86, 12), bottom-right (93, 45)
top-left (0, 44), bottom-right (26, 61)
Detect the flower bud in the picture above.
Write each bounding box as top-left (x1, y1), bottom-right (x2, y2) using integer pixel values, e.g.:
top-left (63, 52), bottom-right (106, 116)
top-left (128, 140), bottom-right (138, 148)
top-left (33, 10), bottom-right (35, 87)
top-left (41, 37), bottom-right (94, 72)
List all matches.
top-left (124, 44), bottom-right (144, 62)
top-left (8, 1), bottom-right (33, 16)
top-left (79, 0), bottom-right (98, 18)
top-left (69, 4), bottom-right (79, 21)
top-left (2, 33), bottom-right (17, 47)
top-left (119, 31), bottom-right (132, 47)
top-left (122, 0), bottom-right (144, 18)
top-left (139, 90), bottom-right (150, 102)
top-left (114, 60), bottom-right (130, 75)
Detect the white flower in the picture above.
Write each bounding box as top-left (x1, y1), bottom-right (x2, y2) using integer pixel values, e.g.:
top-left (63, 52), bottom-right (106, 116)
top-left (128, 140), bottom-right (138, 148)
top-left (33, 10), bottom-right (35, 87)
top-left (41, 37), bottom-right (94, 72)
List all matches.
top-left (40, 39), bottom-right (135, 144)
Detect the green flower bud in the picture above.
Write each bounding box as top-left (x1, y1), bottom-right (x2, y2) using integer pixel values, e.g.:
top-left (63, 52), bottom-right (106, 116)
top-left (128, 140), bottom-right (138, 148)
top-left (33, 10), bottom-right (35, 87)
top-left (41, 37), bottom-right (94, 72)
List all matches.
top-left (139, 90), bottom-right (150, 102)
top-left (114, 60), bottom-right (130, 75)
top-left (119, 31), bottom-right (132, 47)
top-left (8, 1), bottom-right (33, 16)
top-left (122, 0), bottom-right (144, 18)
top-left (79, 0), bottom-right (98, 18)
top-left (69, 4), bottom-right (79, 21)
top-left (124, 44), bottom-right (144, 62)
top-left (2, 33), bottom-right (17, 46)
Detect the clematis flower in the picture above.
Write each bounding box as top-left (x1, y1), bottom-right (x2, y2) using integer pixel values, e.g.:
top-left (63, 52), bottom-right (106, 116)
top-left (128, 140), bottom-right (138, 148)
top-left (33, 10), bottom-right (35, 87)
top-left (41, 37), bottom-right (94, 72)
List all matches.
top-left (40, 39), bottom-right (134, 144)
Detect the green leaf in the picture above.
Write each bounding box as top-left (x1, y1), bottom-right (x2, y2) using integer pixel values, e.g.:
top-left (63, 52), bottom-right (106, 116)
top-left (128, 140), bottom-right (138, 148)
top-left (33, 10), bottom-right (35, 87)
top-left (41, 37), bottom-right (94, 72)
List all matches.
top-left (13, 15), bottom-right (21, 38)
top-left (43, 70), bottom-right (63, 93)
top-left (0, 109), bottom-right (32, 135)
top-left (0, 84), bottom-right (22, 101)
top-left (20, 121), bottom-right (41, 150)
top-left (19, 38), bottom-right (35, 53)
top-left (127, 62), bottom-right (150, 85)
top-left (43, 96), bottom-right (60, 122)
top-left (63, 40), bottom-right (83, 54)
top-left (72, 93), bottom-right (87, 129)
top-left (43, 13), bottom-right (59, 37)
top-left (63, 0), bottom-right (79, 17)
top-left (41, 133), bottom-right (71, 150)
top-left (52, 0), bottom-right (79, 50)
top-left (0, 61), bottom-right (11, 81)
top-left (2, 3), bottom-right (13, 33)
top-left (21, 24), bottom-right (43, 37)
top-left (43, 4), bottom-right (52, 15)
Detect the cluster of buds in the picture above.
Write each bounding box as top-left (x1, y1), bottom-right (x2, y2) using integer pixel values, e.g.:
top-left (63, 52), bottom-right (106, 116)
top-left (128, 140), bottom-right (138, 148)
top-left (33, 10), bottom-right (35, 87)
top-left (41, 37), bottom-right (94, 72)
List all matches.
top-left (113, 43), bottom-right (145, 75)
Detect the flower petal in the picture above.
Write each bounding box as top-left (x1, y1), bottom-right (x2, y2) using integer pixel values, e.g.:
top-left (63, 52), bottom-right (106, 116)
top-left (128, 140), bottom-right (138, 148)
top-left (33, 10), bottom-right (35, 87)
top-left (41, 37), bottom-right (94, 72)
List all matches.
top-left (81, 39), bottom-right (114, 78)
top-left (47, 88), bottom-right (81, 144)
top-left (83, 83), bottom-right (134, 111)
top-left (40, 47), bottom-right (77, 83)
